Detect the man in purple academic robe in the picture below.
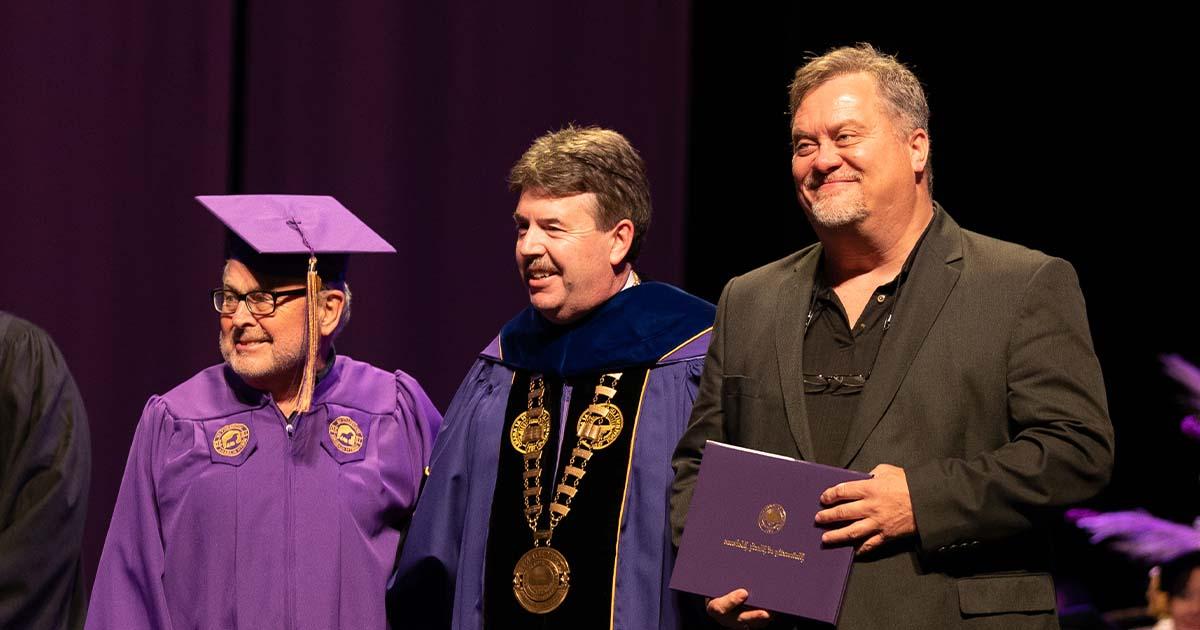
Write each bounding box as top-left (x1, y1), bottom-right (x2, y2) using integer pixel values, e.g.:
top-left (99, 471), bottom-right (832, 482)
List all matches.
top-left (392, 127), bottom-right (714, 629)
top-left (87, 196), bottom-right (442, 630)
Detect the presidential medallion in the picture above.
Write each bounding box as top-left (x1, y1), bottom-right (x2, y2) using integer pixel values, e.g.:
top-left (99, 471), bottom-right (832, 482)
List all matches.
top-left (510, 408), bottom-right (550, 454)
top-left (512, 546), bottom-right (571, 614)
top-left (576, 402), bottom-right (623, 450)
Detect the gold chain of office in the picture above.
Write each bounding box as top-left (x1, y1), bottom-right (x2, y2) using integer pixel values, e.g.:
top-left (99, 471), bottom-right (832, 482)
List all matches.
top-left (507, 372), bottom-right (625, 614)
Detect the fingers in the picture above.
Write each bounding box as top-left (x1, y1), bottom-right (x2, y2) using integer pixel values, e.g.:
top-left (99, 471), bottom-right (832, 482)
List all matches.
top-left (856, 533), bottom-right (887, 556)
top-left (821, 517), bottom-right (879, 545)
top-left (820, 479), bottom-right (871, 505)
top-left (707, 589), bottom-right (772, 628)
top-left (816, 464), bottom-right (914, 550)
top-left (822, 465), bottom-right (906, 505)
top-left (737, 608), bottom-right (772, 627)
top-left (814, 500), bottom-right (868, 525)
top-left (707, 589), bottom-right (750, 616)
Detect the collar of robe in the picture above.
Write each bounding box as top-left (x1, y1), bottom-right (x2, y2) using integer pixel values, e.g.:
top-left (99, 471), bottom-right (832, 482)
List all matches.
top-left (495, 281), bottom-right (715, 377)
top-left (224, 348), bottom-right (340, 407)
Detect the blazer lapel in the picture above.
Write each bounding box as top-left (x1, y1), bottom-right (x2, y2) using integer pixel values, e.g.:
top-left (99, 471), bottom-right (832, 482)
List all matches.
top-left (837, 209), bottom-right (964, 468)
top-left (776, 245), bottom-right (821, 461)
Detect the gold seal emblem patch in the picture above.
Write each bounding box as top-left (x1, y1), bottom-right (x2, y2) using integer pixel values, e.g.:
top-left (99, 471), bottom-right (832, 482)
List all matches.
top-left (213, 423), bottom-right (250, 457)
top-left (329, 416), bottom-right (364, 454)
top-left (758, 503), bottom-right (787, 534)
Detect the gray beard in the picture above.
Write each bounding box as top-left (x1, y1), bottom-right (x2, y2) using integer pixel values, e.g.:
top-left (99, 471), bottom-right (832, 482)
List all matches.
top-left (807, 191), bottom-right (869, 228)
top-left (218, 331), bottom-right (305, 384)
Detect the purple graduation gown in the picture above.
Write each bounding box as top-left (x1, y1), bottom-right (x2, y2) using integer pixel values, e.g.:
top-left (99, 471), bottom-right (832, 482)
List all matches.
top-left (87, 355), bottom-right (442, 630)
top-left (393, 282), bottom-right (713, 630)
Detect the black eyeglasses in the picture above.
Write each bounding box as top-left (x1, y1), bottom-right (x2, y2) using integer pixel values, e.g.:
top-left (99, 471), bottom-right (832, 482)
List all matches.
top-left (802, 373), bottom-right (869, 395)
top-left (211, 288), bottom-right (306, 316)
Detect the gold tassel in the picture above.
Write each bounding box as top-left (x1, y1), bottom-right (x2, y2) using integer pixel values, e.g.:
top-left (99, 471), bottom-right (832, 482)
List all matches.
top-left (295, 255), bottom-right (321, 413)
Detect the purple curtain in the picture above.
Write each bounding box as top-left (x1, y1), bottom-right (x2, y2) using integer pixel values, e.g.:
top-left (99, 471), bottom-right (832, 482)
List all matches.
top-left (0, 1), bottom-right (691, 584)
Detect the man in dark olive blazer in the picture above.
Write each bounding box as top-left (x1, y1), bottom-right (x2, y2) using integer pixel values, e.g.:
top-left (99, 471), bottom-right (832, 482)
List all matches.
top-left (671, 44), bottom-right (1114, 629)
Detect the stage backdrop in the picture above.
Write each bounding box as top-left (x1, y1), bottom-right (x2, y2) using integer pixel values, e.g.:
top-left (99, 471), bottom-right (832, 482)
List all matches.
top-left (5, 3), bottom-right (1194, 613)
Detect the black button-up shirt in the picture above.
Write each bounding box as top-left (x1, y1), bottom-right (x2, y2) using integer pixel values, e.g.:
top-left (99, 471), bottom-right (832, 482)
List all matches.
top-left (802, 228), bottom-right (929, 465)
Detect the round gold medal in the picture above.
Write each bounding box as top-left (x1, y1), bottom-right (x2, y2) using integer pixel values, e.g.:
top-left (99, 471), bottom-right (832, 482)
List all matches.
top-left (512, 546), bottom-right (570, 614)
top-left (510, 409), bottom-right (550, 454)
top-left (328, 416), bottom-right (364, 454)
top-left (212, 423), bottom-right (250, 457)
top-left (576, 402), bottom-right (623, 450)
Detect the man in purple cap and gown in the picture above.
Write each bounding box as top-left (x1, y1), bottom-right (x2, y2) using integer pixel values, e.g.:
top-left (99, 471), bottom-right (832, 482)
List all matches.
top-left (392, 126), bottom-right (714, 629)
top-left (87, 195), bottom-right (442, 630)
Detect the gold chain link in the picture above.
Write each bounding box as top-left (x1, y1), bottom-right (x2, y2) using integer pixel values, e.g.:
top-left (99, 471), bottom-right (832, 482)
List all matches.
top-left (515, 372), bottom-right (623, 547)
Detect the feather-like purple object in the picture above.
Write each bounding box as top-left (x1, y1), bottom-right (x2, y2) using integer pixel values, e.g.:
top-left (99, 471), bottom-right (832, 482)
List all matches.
top-left (1070, 509), bottom-right (1200, 565)
top-left (1163, 354), bottom-right (1200, 410)
top-left (1182, 415), bottom-right (1200, 443)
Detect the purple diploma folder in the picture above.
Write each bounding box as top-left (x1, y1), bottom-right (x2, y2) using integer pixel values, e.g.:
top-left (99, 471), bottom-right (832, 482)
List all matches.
top-left (670, 441), bottom-right (870, 624)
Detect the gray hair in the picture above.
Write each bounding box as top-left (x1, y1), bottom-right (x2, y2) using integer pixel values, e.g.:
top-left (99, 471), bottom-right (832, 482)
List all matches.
top-left (789, 43), bottom-right (932, 182)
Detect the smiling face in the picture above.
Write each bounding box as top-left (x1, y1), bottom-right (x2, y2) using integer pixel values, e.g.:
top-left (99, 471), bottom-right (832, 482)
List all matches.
top-left (217, 259), bottom-right (307, 393)
top-left (513, 190), bottom-right (630, 325)
top-left (790, 72), bottom-right (928, 230)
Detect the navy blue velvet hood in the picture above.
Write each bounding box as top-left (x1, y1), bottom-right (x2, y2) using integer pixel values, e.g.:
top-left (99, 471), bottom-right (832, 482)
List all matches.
top-left (498, 282), bottom-right (714, 377)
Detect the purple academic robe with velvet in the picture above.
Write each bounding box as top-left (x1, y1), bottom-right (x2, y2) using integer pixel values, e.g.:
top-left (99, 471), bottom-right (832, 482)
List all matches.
top-left (393, 283), bottom-right (713, 630)
top-left (87, 355), bottom-right (441, 630)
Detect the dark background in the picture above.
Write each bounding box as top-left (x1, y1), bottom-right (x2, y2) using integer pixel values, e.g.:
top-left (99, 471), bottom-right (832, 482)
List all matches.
top-left (1, 2), bottom-right (1192, 615)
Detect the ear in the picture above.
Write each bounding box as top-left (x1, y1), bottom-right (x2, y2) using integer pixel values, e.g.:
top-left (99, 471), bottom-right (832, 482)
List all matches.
top-left (908, 128), bottom-right (930, 175)
top-left (607, 219), bottom-right (635, 267)
top-left (316, 290), bottom-right (346, 337)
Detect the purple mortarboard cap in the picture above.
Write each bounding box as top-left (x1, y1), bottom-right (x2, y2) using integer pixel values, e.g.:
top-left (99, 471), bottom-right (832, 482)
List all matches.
top-left (195, 194), bottom-right (395, 280)
top-left (196, 194), bottom-right (394, 254)
top-left (195, 194), bottom-right (395, 413)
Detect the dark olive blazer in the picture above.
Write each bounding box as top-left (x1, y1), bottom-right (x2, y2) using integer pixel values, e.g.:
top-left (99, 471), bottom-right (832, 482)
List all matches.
top-left (672, 206), bottom-right (1114, 629)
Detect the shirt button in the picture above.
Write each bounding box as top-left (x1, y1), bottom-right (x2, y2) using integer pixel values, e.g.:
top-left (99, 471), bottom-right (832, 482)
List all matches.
top-left (876, 294), bottom-right (887, 303)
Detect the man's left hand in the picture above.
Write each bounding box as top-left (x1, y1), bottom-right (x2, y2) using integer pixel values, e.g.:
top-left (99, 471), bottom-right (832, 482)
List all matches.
top-left (814, 464), bottom-right (915, 555)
